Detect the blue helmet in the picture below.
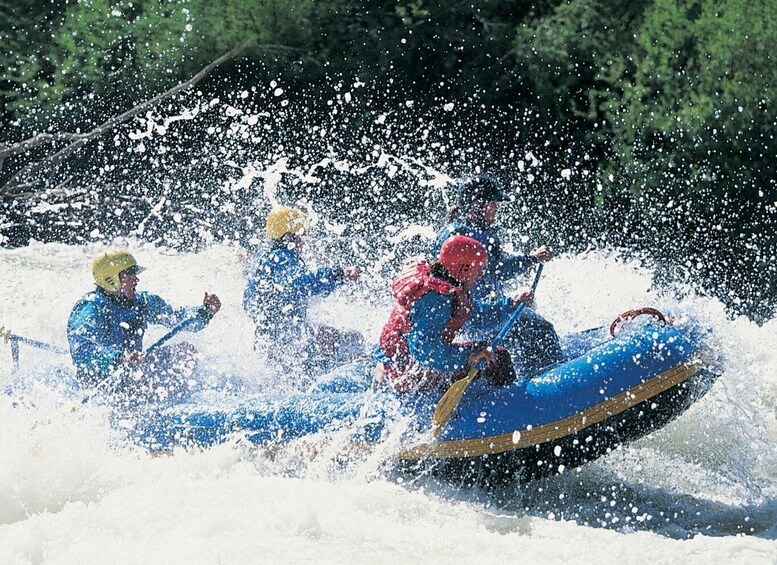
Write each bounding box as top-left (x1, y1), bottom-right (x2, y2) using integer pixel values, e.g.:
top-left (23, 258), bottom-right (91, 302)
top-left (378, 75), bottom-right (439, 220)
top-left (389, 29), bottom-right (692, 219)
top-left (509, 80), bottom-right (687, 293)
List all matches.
top-left (456, 173), bottom-right (506, 206)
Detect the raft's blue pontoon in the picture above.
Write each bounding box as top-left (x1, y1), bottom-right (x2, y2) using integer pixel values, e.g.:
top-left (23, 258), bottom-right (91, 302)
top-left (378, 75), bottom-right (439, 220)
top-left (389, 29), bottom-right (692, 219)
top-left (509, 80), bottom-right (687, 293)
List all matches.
top-left (126, 320), bottom-right (717, 482)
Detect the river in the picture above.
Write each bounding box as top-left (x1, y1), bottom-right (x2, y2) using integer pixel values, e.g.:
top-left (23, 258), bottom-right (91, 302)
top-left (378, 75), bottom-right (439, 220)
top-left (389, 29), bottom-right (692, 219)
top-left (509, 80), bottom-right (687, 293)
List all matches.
top-left (1, 241), bottom-right (775, 564)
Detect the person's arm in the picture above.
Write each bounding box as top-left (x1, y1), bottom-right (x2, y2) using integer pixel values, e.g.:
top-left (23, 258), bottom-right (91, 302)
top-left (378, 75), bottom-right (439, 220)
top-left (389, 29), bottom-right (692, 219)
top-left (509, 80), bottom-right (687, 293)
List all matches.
top-left (493, 240), bottom-right (553, 280)
top-left (406, 292), bottom-right (475, 372)
top-left (142, 292), bottom-right (212, 333)
top-left (480, 226), bottom-right (534, 279)
top-left (276, 251), bottom-right (346, 298)
top-left (439, 221), bottom-right (535, 280)
top-left (492, 251), bottom-right (534, 279)
top-left (243, 255), bottom-right (275, 320)
top-left (67, 300), bottom-right (123, 376)
top-left (470, 293), bottom-right (514, 324)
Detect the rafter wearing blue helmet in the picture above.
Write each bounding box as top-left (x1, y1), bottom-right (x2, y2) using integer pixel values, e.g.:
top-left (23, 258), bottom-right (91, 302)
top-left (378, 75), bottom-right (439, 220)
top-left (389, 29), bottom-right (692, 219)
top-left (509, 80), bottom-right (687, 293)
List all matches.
top-left (433, 174), bottom-right (563, 375)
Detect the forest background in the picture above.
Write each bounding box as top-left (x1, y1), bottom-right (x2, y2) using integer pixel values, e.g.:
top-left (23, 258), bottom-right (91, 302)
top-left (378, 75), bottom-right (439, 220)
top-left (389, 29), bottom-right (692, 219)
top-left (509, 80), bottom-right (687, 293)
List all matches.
top-left (1, 0), bottom-right (775, 322)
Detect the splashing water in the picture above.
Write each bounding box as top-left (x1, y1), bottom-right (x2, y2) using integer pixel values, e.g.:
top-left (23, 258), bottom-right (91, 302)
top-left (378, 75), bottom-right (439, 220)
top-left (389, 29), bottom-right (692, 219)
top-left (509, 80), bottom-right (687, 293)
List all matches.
top-left (1, 240), bottom-right (775, 563)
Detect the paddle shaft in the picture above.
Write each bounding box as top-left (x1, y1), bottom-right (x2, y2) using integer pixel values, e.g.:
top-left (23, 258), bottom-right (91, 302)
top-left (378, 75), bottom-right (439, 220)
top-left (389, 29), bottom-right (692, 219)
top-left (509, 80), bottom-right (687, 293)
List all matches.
top-left (77, 315), bottom-right (200, 405)
top-left (4, 315), bottom-right (196, 370)
top-left (145, 316), bottom-right (199, 354)
top-left (2, 329), bottom-right (68, 376)
top-left (492, 263), bottom-right (543, 348)
top-left (8, 334), bottom-right (69, 354)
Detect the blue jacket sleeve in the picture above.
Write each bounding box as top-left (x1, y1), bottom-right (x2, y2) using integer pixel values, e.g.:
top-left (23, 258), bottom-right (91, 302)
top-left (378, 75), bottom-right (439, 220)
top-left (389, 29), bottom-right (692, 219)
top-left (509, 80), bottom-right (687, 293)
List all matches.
top-left (142, 292), bottom-right (211, 333)
top-left (406, 292), bottom-right (473, 372)
top-left (277, 255), bottom-right (344, 298)
top-left (491, 248), bottom-right (534, 280)
top-left (243, 263), bottom-right (267, 318)
top-left (469, 294), bottom-right (514, 328)
top-left (243, 248), bottom-right (344, 319)
top-left (67, 300), bottom-right (122, 374)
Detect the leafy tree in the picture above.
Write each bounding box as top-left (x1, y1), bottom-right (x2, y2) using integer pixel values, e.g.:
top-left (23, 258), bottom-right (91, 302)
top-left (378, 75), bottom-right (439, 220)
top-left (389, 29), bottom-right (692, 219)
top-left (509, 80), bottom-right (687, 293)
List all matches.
top-left (0, 1), bottom-right (67, 133)
top-left (590, 0), bottom-right (777, 320)
top-left (2, 0), bottom-right (775, 318)
top-left (5, 0), bottom-right (320, 132)
top-left (599, 0), bottom-right (777, 205)
top-left (512, 0), bottom-right (647, 126)
top-left (25, 0), bottom-right (195, 130)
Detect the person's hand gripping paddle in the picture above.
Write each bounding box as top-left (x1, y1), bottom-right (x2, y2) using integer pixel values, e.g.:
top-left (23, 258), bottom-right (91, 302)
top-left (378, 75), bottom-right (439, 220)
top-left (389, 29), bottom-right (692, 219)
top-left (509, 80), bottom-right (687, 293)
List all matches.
top-left (432, 264), bottom-right (544, 437)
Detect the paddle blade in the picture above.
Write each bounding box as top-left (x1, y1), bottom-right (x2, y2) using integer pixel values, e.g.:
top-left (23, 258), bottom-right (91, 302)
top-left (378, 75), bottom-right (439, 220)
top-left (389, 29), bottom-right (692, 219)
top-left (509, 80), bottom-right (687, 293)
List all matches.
top-left (432, 366), bottom-right (479, 437)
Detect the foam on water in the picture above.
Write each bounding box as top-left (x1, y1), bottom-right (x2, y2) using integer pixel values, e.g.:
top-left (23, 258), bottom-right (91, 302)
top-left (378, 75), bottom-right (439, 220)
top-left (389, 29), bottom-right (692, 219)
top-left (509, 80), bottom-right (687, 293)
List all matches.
top-left (1, 242), bottom-right (775, 564)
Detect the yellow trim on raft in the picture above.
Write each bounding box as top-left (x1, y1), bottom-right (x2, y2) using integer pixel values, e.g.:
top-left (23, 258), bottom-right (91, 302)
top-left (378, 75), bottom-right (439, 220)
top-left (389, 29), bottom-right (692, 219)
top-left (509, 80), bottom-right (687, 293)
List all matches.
top-left (397, 358), bottom-right (704, 461)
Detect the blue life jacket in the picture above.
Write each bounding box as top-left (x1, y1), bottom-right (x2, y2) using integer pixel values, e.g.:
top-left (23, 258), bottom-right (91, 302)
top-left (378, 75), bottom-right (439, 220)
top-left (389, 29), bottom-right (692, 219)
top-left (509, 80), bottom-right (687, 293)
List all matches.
top-left (242, 242), bottom-right (345, 338)
top-left (434, 219), bottom-right (534, 301)
top-left (67, 288), bottom-right (210, 383)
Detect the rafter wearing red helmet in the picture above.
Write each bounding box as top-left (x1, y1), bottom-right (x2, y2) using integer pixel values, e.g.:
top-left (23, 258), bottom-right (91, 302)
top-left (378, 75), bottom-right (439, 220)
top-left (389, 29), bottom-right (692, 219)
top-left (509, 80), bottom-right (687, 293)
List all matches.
top-left (374, 235), bottom-right (528, 395)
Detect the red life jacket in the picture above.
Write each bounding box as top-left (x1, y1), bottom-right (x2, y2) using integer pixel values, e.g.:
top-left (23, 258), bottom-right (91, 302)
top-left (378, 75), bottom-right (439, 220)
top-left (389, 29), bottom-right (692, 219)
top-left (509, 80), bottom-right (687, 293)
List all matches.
top-left (379, 260), bottom-right (472, 366)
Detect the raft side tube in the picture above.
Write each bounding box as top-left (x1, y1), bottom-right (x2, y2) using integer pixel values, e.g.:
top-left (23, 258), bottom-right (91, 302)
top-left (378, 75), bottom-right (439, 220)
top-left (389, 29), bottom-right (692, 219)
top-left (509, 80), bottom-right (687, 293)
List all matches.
top-left (443, 324), bottom-right (699, 441)
top-left (130, 391), bottom-right (392, 449)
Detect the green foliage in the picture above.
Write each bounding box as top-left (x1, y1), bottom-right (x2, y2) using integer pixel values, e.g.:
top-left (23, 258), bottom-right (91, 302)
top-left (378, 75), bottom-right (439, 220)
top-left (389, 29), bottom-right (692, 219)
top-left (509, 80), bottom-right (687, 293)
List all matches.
top-left (3, 0), bottom-right (776, 207)
top-left (511, 1), bottom-right (651, 153)
top-left (0, 1), bottom-right (67, 128)
top-left (3, 0), bottom-right (320, 131)
top-left (514, 1), bottom-right (605, 119)
top-left (186, 0), bottom-right (314, 68)
top-left (26, 0), bottom-right (195, 129)
top-left (2, 0), bottom-right (776, 319)
top-left (598, 0), bottom-right (777, 204)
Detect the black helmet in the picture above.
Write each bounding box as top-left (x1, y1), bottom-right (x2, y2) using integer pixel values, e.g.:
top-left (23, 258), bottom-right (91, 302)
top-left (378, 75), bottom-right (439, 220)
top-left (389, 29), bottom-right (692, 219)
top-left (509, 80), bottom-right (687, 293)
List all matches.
top-left (456, 173), bottom-right (506, 206)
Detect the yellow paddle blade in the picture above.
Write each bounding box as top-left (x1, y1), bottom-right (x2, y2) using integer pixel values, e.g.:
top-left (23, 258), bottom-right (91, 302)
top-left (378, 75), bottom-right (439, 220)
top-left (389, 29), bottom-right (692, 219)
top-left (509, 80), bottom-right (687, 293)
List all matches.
top-left (432, 366), bottom-right (479, 437)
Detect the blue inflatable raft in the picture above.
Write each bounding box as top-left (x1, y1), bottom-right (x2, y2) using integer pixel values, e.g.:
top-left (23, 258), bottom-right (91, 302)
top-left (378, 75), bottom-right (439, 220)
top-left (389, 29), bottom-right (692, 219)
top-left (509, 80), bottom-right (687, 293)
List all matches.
top-left (126, 314), bottom-right (718, 482)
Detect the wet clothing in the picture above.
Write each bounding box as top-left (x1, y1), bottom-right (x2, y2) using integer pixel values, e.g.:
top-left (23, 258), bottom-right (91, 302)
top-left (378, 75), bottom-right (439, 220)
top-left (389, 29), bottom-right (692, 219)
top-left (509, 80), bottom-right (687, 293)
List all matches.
top-left (67, 288), bottom-right (212, 388)
top-left (374, 261), bottom-right (513, 394)
top-left (243, 242), bottom-right (346, 330)
top-left (435, 219), bottom-right (534, 301)
top-left (434, 219), bottom-right (564, 374)
top-left (121, 342), bottom-right (199, 405)
top-left (379, 261), bottom-right (473, 370)
top-left (243, 241), bottom-right (360, 377)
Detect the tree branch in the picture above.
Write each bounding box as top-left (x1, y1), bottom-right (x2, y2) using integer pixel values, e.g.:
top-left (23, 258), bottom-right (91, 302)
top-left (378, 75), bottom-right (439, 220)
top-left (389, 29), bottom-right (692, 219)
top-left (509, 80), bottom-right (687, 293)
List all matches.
top-left (0, 133), bottom-right (94, 161)
top-left (2, 39), bottom-right (254, 196)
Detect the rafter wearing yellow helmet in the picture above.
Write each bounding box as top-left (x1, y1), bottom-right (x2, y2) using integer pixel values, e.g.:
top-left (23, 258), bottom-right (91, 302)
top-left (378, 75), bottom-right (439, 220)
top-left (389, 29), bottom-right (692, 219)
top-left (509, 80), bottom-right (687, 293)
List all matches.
top-left (91, 249), bottom-right (145, 292)
top-left (68, 249), bottom-right (222, 397)
top-left (265, 207), bottom-right (309, 240)
top-left (244, 207), bottom-right (364, 382)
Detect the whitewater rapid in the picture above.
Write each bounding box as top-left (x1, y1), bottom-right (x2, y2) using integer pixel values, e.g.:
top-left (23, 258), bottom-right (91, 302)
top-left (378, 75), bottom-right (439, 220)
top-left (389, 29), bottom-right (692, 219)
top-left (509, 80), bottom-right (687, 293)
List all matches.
top-left (1, 241), bottom-right (775, 564)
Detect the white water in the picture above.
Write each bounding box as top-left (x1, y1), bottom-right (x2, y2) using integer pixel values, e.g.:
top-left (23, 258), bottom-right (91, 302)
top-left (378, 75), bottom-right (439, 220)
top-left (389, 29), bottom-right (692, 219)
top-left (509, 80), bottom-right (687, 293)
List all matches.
top-left (1, 242), bottom-right (776, 564)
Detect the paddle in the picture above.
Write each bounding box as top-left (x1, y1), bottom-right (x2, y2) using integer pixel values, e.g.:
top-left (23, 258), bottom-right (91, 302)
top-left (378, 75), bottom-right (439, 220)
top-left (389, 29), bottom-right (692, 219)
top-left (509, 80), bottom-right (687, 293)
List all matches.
top-left (1, 325), bottom-right (69, 375)
top-left (0, 329), bottom-right (69, 355)
top-left (145, 315), bottom-right (200, 354)
top-left (2, 313), bottom-right (198, 374)
top-left (77, 315), bottom-right (201, 405)
top-left (432, 264), bottom-right (544, 437)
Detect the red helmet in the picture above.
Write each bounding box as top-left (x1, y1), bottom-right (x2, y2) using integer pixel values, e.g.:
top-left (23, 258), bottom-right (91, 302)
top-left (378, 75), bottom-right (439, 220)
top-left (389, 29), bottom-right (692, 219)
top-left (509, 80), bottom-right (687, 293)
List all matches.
top-left (438, 235), bottom-right (488, 283)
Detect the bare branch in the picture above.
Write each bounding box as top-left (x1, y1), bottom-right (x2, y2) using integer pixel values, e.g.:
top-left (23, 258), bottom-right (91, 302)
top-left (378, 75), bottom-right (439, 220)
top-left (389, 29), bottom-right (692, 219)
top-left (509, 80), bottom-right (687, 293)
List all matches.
top-left (0, 132), bottom-right (94, 160)
top-left (2, 39), bottom-right (255, 196)
top-left (473, 14), bottom-right (511, 34)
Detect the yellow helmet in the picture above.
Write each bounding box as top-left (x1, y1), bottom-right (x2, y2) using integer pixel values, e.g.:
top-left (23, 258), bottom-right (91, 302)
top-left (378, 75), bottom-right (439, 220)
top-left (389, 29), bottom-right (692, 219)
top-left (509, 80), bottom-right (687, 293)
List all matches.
top-left (265, 207), bottom-right (309, 240)
top-left (92, 249), bottom-right (143, 292)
